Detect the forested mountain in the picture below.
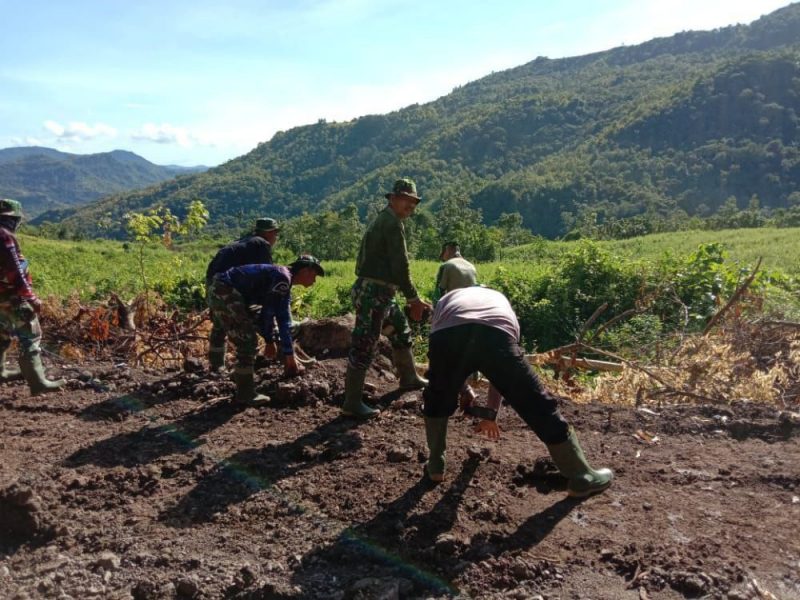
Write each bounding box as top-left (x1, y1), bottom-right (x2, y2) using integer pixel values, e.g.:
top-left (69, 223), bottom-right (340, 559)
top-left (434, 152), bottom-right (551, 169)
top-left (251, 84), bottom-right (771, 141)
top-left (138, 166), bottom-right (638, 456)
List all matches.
top-left (41, 3), bottom-right (800, 238)
top-left (0, 147), bottom-right (206, 217)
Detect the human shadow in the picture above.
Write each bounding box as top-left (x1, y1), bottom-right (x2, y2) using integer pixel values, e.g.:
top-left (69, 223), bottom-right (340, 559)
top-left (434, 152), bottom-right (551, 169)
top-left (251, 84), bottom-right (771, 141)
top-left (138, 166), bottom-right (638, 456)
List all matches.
top-left (64, 399), bottom-right (240, 469)
top-left (160, 416), bottom-right (361, 527)
top-left (286, 457), bottom-right (481, 599)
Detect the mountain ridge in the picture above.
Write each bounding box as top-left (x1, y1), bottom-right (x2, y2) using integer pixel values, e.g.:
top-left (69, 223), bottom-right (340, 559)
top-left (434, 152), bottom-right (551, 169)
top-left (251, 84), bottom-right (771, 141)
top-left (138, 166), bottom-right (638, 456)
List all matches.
top-left (32, 3), bottom-right (800, 238)
top-left (0, 147), bottom-right (206, 217)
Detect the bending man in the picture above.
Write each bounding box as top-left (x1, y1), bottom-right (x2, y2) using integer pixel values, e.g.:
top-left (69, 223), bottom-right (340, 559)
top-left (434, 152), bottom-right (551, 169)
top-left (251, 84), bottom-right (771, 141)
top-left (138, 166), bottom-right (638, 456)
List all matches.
top-left (207, 256), bottom-right (323, 404)
top-left (422, 285), bottom-right (613, 497)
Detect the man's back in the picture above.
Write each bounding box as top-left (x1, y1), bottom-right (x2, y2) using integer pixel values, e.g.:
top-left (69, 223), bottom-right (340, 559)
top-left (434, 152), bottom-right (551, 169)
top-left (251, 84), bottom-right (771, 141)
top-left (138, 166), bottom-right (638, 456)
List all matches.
top-left (206, 235), bottom-right (272, 282)
top-left (437, 256), bottom-right (478, 296)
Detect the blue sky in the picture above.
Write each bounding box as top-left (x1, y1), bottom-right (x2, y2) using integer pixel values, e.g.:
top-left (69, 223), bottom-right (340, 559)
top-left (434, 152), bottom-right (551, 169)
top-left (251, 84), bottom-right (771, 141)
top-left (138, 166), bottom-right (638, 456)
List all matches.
top-left (0, 0), bottom-right (792, 166)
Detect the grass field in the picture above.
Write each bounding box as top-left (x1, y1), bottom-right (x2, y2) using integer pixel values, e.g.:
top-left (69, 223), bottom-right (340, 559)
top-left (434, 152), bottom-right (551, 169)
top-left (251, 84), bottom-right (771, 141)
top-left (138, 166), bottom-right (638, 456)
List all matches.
top-left (505, 227), bottom-right (800, 276)
top-left (21, 227), bottom-right (800, 305)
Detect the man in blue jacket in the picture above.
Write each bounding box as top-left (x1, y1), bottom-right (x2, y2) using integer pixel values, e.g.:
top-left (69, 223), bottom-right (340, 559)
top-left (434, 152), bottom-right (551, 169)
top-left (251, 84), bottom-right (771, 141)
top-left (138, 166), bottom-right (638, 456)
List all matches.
top-left (205, 217), bottom-right (280, 370)
top-left (207, 255), bottom-right (323, 404)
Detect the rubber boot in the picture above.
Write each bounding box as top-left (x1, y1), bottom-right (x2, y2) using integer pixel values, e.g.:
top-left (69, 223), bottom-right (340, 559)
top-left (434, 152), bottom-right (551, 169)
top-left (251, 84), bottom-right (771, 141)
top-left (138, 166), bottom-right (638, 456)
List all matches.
top-left (424, 417), bottom-right (448, 482)
top-left (231, 367), bottom-right (270, 405)
top-left (0, 341), bottom-right (23, 382)
top-left (19, 352), bottom-right (65, 395)
top-left (546, 427), bottom-right (614, 498)
top-left (393, 347), bottom-right (428, 391)
top-left (341, 366), bottom-right (379, 419)
top-left (208, 346), bottom-right (226, 371)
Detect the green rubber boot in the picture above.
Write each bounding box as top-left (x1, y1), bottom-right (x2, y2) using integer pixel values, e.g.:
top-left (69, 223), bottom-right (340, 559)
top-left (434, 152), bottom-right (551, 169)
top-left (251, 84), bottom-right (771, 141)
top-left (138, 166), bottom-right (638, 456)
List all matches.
top-left (546, 428), bottom-right (614, 498)
top-left (208, 346), bottom-right (226, 371)
top-left (0, 341), bottom-right (22, 382)
top-left (19, 352), bottom-right (65, 395)
top-left (424, 417), bottom-right (448, 482)
top-left (341, 366), bottom-right (379, 419)
top-left (393, 347), bottom-right (428, 391)
top-left (231, 367), bottom-right (270, 405)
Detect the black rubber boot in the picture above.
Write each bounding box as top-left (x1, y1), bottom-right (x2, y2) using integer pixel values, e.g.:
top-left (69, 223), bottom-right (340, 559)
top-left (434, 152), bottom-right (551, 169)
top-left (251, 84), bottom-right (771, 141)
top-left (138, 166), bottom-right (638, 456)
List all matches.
top-left (231, 367), bottom-right (269, 405)
top-left (208, 346), bottom-right (226, 371)
top-left (546, 428), bottom-right (614, 497)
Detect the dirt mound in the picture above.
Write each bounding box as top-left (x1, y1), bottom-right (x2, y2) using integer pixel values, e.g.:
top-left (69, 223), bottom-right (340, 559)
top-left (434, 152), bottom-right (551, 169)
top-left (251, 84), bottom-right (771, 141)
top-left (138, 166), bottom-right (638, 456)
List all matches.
top-left (0, 484), bottom-right (53, 544)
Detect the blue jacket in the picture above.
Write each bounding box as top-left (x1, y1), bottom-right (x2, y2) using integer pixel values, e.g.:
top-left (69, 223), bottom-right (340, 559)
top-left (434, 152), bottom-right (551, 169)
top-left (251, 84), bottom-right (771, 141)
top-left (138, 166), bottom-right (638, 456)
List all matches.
top-left (217, 264), bottom-right (294, 356)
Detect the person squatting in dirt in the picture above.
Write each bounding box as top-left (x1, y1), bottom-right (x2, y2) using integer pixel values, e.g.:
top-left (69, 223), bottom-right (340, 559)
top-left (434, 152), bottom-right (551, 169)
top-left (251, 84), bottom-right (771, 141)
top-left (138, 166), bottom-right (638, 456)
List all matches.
top-left (204, 217), bottom-right (280, 371)
top-left (0, 199), bottom-right (65, 395)
top-left (422, 285), bottom-right (614, 497)
top-left (207, 256), bottom-right (324, 405)
top-left (343, 178), bottom-right (433, 419)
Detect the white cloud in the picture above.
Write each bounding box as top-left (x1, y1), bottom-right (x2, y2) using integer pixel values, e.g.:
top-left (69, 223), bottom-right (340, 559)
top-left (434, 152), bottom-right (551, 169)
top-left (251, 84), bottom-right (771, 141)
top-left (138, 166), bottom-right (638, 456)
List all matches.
top-left (130, 122), bottom-right (213, 147)
top-left (9, 136), bottom-right (45, 146)
top-left (42, 120), bottom-right (117, 141)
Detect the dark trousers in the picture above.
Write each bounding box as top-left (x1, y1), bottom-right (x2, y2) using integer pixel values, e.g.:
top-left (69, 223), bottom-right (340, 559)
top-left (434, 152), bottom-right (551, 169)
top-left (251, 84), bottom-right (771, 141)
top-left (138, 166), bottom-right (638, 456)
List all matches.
top-left (422, 324), bottom-right (569, 445)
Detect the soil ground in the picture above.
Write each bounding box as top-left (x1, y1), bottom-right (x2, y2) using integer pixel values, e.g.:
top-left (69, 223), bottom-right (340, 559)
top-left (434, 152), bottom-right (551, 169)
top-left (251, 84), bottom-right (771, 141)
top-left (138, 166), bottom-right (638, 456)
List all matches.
top-left (1, 322), bottom-right (799, 599)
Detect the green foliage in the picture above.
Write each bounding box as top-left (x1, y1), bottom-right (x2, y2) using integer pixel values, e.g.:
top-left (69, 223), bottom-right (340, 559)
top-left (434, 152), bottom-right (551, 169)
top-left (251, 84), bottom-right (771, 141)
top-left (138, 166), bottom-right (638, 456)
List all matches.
top-left (123, 201), bottom-right (209, 292)
top-left (20, 227), bottom-right (800, 361)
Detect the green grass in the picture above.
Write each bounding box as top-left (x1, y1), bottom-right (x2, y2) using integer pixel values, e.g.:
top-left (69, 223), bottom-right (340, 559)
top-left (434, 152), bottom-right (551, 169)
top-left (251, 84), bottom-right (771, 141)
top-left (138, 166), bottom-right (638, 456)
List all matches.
top-left (21, 227), bottom-right (800, 306)
top-left (506, 227), bottom-right (800, 276)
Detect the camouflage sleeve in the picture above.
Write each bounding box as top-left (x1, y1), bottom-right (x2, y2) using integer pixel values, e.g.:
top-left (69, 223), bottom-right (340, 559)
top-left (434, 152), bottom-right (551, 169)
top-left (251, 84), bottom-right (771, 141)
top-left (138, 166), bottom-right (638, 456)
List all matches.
top-left (386, 221), bottom-right (418, 301)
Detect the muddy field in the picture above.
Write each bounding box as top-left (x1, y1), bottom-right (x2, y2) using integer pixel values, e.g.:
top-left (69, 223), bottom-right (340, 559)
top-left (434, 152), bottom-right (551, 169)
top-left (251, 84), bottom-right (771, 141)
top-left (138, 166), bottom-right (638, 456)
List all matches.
top-left (1, 324), bottom-right (799, 599)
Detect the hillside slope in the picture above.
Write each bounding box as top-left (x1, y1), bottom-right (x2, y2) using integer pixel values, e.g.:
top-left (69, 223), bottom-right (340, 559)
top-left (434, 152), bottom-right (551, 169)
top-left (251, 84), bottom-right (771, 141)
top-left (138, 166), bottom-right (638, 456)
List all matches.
top-left (46, 3), bottom-right (800, 238)
top-left (0, 147), bottom-right (205, 217)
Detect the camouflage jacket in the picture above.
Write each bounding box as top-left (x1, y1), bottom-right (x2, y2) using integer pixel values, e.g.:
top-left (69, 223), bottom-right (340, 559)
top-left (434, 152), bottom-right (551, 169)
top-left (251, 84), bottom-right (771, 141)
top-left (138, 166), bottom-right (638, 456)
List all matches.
top-left (0, 225), bottom-right (37, 302)
top-left (355, 207), bottom-right (418, 300)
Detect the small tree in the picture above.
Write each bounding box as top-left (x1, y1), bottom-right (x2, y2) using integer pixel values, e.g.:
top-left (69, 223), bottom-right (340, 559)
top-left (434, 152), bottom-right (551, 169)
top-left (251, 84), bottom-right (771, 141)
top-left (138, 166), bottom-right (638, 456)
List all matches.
top-left (124, 200), bottom-right (209, 293)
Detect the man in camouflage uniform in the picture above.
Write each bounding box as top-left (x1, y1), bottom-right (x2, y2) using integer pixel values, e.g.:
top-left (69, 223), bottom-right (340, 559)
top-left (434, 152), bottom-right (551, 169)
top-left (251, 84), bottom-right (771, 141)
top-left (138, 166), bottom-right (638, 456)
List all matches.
top-left (0, 199), bottom-right (65, 395)
top-left (207, 255), bottom-right (324, 404)
top-left (343, 178), bottom-right (432, 419)
top-left (205, 217), bottom-right (280, 371)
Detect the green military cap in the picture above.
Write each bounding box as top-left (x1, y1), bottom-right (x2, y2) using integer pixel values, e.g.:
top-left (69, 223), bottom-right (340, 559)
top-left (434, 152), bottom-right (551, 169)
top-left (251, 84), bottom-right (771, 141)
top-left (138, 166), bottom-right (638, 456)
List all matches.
top-left (255, 217), bottom-right (280, 233)
top-left (0, 198), bottom-right (23, 218)
top-left (289, 254), bottom-right (325, 276)
top-left (385, 177), bottom-right (421, 202)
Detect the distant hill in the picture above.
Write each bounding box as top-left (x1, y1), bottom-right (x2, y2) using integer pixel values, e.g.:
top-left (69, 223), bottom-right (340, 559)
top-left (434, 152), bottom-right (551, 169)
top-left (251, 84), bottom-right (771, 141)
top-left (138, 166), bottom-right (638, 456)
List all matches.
top-left (0, 147), bottom-right (206, 217)
top-left (44, 3), bottom-right (800, 238)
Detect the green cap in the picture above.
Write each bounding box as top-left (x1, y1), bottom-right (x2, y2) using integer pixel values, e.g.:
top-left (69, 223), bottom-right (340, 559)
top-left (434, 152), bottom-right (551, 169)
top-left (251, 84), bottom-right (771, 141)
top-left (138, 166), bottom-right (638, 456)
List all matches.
top-left (0, 199), bottom-right (23, 218)
top-left (255, 217), bottom-right (280, 233)
top-left (289, 254), bottom-right (325, 277)
top-left (385, 177), bottom-right (421, 202)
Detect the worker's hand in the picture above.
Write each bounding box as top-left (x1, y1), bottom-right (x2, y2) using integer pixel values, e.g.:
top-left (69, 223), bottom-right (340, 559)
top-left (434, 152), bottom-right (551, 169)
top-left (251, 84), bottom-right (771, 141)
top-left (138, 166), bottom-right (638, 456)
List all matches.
top-left (474, 419), bottom-right (501, 441)
top-left (407, 298), bottom-right (432, 323)
top-left (263, 341), bottom-right (277, 360)
top-left (284, 355), bottom-right (305, 377)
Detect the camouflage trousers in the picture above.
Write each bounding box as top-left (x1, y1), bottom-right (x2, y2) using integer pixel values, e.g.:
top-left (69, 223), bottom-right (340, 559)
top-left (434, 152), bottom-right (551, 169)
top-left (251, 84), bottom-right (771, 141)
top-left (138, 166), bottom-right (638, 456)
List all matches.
top-left (207, 279), bottom-right (257, 368)
top-left (0, 297), bottom-right (42, 357)
top-left (348, 278), bottom-right (412, 371)
top-left (205, 278), bottom-right (227, 356)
